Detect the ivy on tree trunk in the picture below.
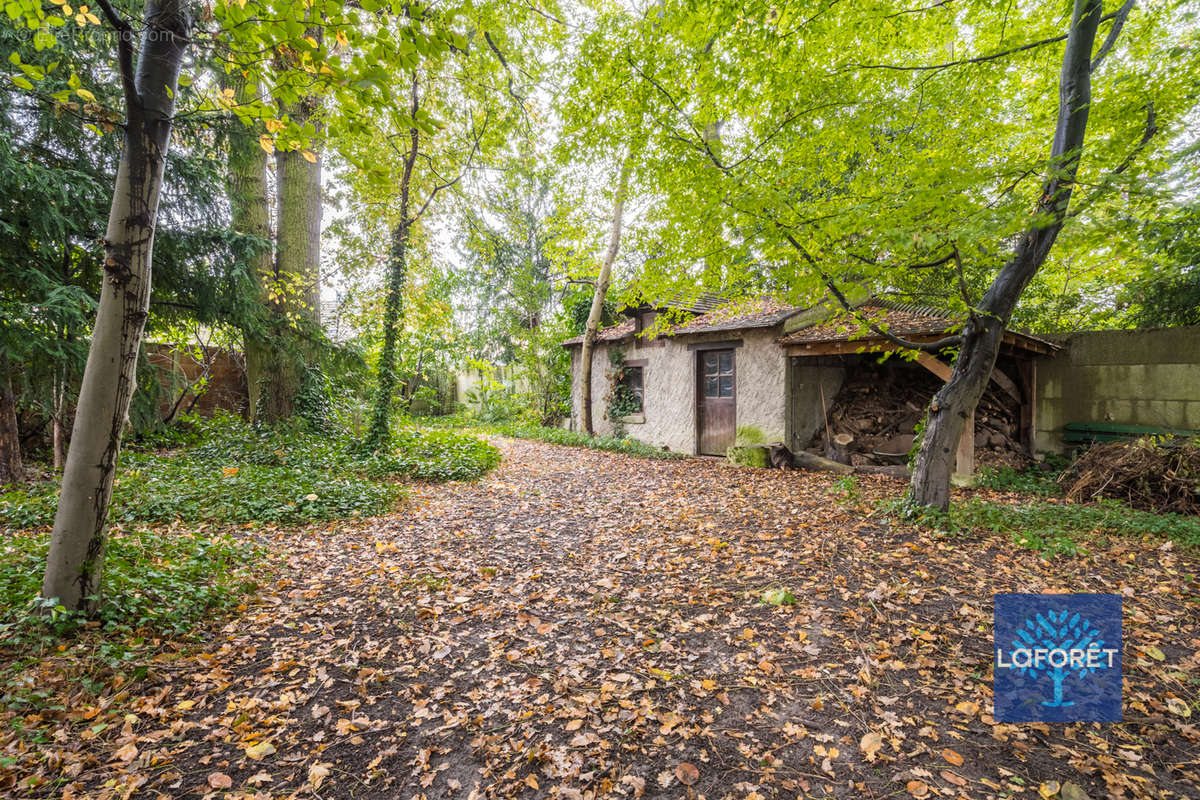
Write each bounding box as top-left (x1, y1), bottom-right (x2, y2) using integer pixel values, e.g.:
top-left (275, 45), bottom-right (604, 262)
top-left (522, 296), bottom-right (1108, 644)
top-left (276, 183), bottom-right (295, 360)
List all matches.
top-left (41, 0), bottom-right (191, 612)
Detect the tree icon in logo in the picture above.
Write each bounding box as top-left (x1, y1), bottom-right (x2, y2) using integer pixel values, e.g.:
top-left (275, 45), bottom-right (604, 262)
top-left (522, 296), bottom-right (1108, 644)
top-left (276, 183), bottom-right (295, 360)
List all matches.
top-left (1011, 610), bottom-right (1107, 707)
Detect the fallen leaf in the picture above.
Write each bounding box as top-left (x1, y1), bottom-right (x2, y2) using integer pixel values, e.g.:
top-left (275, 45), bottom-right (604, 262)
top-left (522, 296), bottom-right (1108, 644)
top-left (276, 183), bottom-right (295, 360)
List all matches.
top-left (247, 771), bottom-right (273, 785)
top-left (954, 700), bottom-right (979, 716)
top-left (859, 731), bottom-right (883, 761)
top-left (941, 748), bottom-right (964, 767)
top-left (1144, 645), bottom-right (1166, 661)
top-left (1039, 780), bottom-right (1061, 799)
top-left (245, 740), bottom-right (276, 760)
top-left (308, 763), bottom-right (331, 790)
top-left (114, 742), bottom-right (138, 762)
top-left (1166, 697), bottom-right (1191, 717)
top-left (207, 772), bottom-right (232, 789)
top-left (906, 779), bottom-right (930, 798)
top-left (1061, 783), bottom-right (1091, 800)
top-left (675, 762), bottom-right (699, 786)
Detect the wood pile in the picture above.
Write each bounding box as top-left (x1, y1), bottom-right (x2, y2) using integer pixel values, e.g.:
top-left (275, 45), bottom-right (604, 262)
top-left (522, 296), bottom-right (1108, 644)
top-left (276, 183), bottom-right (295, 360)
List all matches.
top-left (807, 362), bottom-right (1030, 469)
top-left (1060, 438), bottom-right (1200, 515)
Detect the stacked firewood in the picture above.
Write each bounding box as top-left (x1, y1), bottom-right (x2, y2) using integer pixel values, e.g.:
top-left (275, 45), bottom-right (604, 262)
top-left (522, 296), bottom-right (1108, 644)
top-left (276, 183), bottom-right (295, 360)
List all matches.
top-left (807, 364), bottom-right (1029, 468)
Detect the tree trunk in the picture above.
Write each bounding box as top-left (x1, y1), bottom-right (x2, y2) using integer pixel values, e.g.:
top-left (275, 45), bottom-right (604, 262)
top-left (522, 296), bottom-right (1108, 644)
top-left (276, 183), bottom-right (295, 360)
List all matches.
top-left (579, 153), bottom-right (632, 436)
top-left (366, 73), bottom-right (420, 449)
top-left (255, 89), bottom-right (323, 424)
top-left (0, 354), bottom-right (23, 484)
top-left (274, 97), bottom-right (323, 325)
top-left (41, 0), bottom-right (190, 611)
top-left (225, 73), bottom-right (277, 420)
top-left (909, 0), bottom-right (1103, 511)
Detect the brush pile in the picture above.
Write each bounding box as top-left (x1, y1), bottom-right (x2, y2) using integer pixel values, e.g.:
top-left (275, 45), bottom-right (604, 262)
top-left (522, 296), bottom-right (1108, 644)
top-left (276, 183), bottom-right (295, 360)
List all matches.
top-left (1060, 437), bottom-right (1200, 515)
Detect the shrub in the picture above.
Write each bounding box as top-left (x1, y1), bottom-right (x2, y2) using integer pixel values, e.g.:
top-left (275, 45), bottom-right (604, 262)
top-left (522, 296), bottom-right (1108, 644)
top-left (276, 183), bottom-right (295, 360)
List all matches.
top-left (363, 429), bottom-right (502, 482)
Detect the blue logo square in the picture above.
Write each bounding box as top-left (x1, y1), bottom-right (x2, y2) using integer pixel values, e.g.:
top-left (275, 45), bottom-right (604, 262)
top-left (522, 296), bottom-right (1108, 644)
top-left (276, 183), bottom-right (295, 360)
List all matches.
top-left (994, 593), bottom-right (1122, 723)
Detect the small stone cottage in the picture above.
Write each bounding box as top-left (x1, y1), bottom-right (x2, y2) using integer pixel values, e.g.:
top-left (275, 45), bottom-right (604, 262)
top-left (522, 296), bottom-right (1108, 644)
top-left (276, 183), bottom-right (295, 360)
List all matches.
top-left (563, 297), bottom-right (1055, 466)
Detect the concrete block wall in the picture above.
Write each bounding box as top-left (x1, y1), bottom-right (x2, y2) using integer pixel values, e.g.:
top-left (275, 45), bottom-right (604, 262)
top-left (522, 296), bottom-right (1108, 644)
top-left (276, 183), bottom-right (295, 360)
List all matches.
top-left (1034, 327), bottom-right (1200, 453)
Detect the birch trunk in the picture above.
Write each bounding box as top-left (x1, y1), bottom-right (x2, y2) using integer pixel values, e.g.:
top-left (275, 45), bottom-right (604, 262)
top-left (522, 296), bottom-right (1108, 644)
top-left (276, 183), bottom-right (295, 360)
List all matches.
top-left (41, 0), bottom-right (190, 611)
top-left (580, 154), bottom-right (632, 436)
top-left (908, 0), bottom-right (1103, 510)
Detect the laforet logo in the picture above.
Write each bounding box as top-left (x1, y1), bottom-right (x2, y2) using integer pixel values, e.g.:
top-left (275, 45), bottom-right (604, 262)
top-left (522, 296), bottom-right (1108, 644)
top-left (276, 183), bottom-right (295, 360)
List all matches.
top-left (993, 594), bottom-right (1122, 723)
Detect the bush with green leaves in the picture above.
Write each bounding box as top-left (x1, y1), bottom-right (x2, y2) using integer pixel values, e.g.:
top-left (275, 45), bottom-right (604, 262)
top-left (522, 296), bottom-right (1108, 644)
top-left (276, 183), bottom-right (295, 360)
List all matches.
top-left (363, 429), bottom-right (502, 482)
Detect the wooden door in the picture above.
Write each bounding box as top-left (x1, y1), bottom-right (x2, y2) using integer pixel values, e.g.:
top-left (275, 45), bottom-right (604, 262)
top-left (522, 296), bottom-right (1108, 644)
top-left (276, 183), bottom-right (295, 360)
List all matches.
top-left (697, 349), bottom-right (736, 454)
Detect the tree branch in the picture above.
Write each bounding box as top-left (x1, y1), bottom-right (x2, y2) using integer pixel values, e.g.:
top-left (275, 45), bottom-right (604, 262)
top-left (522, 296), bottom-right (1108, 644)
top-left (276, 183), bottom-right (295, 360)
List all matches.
top-left (778, 228), bottom-right (963, 352)
top-left (94, 0), bottom-right (138, 112)
top-left (1091, 0), bottom-right (1136, 71)
top-left (846, 6), bottom-right (1124, 73)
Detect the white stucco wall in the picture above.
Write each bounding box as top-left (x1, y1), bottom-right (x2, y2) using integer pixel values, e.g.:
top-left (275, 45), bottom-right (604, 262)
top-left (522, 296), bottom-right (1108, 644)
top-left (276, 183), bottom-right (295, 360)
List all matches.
top-left (569, 327), bottom-right (788, 455)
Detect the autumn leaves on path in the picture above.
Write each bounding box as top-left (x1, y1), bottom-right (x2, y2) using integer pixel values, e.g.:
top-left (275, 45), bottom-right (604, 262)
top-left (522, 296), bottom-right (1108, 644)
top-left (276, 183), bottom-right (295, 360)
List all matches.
top-left (25, 439), bottom-right (1200, 798)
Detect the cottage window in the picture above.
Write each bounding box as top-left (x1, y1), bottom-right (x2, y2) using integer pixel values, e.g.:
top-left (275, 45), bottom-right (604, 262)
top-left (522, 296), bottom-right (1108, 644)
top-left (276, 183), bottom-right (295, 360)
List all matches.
top-left (619, 365), bottom-right (644, 413)
top-left (702, 350), bottom-right (734, 398)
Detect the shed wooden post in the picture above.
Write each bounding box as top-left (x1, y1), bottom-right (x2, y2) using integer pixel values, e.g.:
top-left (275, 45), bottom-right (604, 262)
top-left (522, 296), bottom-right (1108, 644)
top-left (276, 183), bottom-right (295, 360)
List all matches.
top-left (956, 410), bottom-right (975, 477)
top-left (915, 352), bottom-right (974, 479)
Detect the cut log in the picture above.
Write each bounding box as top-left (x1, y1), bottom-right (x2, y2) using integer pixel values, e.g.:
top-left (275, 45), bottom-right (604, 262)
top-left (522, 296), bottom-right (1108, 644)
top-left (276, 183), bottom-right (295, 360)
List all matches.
top-left (794, 451), bottom-right (855, 474)
top-left (828, 433), bottom-right (854, 464)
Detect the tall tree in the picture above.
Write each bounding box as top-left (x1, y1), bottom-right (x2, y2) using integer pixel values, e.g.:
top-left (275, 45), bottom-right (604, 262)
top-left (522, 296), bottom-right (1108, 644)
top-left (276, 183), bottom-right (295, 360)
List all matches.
top-left (908, 0), bottom-right (1112, 509)
top-left (41, 0), bottom-right (192, 610)
top-left (579, 153), bottom-right (631, 436)
top-left (224, 74), bottom-right (278, 419)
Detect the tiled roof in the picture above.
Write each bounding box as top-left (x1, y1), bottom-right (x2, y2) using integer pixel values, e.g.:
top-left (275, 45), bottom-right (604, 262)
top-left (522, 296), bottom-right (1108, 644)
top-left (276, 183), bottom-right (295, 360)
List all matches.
top-left (562, 298), bottom-right (808, 346)
top-left (561, 318), bottom-right (636, 347)
top-left (669, 298), bottom-right (806, 335)
top-left (777, 300), bottom-right (1060, 353)
top-left (624, 291), bottom-right (728, 315)
top-left (778, 301), bottom-right (955, 345)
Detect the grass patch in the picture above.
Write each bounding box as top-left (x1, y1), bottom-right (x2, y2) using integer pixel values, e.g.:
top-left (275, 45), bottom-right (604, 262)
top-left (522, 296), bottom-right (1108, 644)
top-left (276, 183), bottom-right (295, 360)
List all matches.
top-left (975, 464), bottom-right (1064, 496)
top-left (0, 413), bottom-right (501, 528)
top-left (951, 497), bottom-right (1200, 556)
top-left (485, 422), bottom-right (684, 460)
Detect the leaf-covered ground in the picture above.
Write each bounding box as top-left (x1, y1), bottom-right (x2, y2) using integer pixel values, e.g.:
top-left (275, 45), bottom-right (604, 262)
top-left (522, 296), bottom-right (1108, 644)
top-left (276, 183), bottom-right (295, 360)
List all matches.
top-left (4, 439), bottom-right (1199, 799)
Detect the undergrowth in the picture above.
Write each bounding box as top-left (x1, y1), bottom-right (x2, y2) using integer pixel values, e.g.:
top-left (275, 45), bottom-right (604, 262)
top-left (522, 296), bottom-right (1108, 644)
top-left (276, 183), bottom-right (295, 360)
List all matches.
top-left (0, 412), bottom-right (501, 528)
top-left (0, 525), bottom-right (265, 710)
top-left (887, 494), bottom-right (1200, 557)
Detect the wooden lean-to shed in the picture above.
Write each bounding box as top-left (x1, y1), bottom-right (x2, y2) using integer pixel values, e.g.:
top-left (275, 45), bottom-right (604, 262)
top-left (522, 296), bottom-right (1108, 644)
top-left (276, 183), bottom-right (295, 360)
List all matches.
top-left (777, 301), bottom-right (1059, 476)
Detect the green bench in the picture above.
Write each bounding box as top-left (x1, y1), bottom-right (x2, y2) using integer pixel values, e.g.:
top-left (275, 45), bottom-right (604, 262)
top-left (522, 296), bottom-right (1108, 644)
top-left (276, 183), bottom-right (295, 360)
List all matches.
top-left (1063, 422), bottom-right (1199, 445)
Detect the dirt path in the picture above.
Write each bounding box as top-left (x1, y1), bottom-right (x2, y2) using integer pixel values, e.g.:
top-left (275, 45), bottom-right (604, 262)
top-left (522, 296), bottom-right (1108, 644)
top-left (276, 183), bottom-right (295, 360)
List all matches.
top-left (19, 439), bottom-right (1200, 798)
